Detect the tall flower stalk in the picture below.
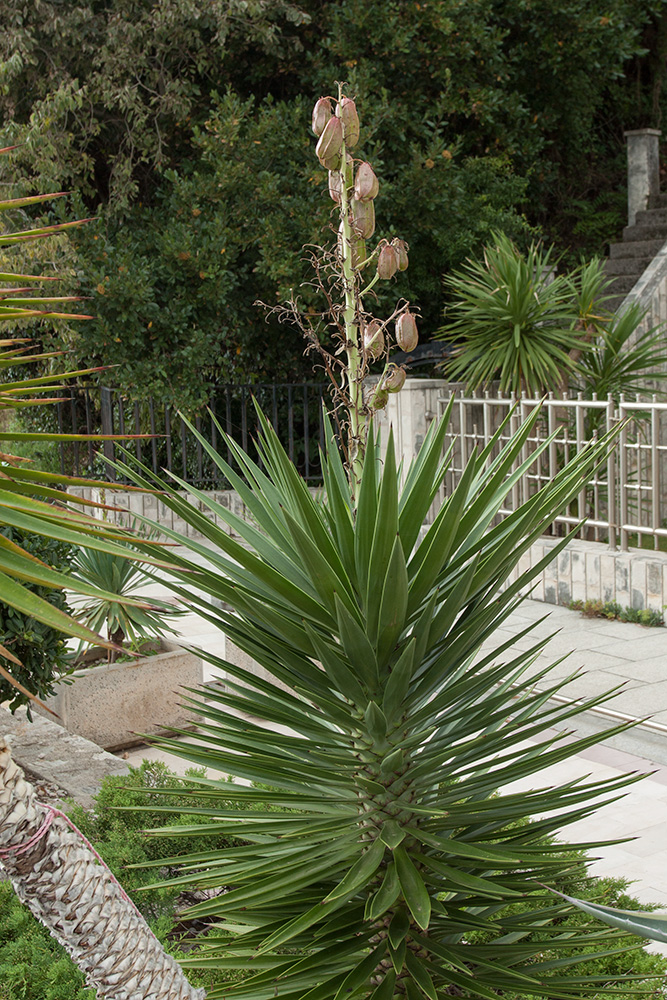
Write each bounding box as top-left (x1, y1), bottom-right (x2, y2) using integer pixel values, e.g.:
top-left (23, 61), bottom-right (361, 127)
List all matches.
top-left (305, 86), bottom-right (416, 493)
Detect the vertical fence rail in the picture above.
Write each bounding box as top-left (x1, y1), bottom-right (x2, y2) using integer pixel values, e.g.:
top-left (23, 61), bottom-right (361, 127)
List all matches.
top-left (55, 383), bottom-right (330, 490)
top-left (436, 389), bottom-right (667, 553)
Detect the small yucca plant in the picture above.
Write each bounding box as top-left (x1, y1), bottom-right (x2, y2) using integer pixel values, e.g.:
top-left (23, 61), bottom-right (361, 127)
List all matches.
top-left (107, 89), bottom-right (652, 1000)
top-left (72, 522), bottom-right (182, 659)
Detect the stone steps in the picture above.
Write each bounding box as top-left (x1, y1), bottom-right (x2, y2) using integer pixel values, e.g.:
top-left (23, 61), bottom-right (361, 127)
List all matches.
top-left (609, 238), bottom-right (665, 258)
top-left (604, 255), bottom-right (653, 276)
top-left (606, 203), bottom-right (667, 302)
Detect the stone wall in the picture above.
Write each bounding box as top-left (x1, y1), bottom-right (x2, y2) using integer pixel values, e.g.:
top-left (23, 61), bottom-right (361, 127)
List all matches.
top-left (507, 536), bottom-right (667, 612)
top-left (67, 482), bottom-right (667, 613)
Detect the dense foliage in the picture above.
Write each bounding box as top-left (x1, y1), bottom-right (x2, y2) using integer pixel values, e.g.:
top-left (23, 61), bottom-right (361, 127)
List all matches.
top-left (1, 761), bottom-right (664, 1000)
top-left (2, 0), bottom-right (666, 404)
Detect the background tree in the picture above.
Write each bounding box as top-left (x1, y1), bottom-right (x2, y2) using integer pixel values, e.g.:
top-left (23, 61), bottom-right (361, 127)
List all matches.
top-left (2, 0), bottom-right (666, 404)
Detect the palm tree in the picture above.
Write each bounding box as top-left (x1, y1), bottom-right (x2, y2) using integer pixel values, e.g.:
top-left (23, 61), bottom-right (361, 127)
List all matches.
top-left (0, 152), bottom-right (204, 998)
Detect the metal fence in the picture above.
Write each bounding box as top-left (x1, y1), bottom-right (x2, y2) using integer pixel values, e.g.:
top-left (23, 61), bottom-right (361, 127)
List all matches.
top-left (438, 390), bottom-right (667, 552)
top-left (55, 383), bottom-right (330, 488)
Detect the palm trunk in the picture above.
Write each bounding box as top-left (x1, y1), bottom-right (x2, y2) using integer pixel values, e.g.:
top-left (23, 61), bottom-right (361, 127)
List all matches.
top-left (0, 737), bottom-right (205, 1000)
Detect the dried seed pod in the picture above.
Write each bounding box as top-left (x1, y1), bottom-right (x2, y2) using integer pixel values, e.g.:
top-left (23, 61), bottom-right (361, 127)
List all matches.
top-left (377, 244), bottom-right (399, 280)
top-left (316, 116), bottom-right (343, 166)
top-left (328, 169), bottom-right (342, 203)
top-left (369, 386), bottom-right (389, 410)
top-left (312, 98), bottom-right (332, 136)
top-left (351, 198), bottom-right (375, 239)
top-left (383, 365), bottom-right (406, 393)
top-left (393, 238), bottom-right (409, 271)
top-left (340, 97), bottom-right (360, 147)
top-left (363, 319), bottom-right (385, 359)
top-left (354, 162), bottom-right (379, 202)
top-left (395, 311), bottom-right (419, 352)
top-left (330, 153), bottom-right (354, 201)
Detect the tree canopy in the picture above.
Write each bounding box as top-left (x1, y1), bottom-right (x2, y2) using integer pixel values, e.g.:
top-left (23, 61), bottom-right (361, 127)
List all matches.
top-left (1, 0), bottom-right (666, 404)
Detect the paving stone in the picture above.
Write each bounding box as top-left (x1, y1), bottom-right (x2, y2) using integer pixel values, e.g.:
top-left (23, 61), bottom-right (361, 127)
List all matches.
top-left (0, 706), bottom-right (130, 810)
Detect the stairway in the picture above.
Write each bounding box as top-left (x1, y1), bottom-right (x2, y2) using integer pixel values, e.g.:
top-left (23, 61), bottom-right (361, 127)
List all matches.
top-left (605, 193), bottom-right (667, 308)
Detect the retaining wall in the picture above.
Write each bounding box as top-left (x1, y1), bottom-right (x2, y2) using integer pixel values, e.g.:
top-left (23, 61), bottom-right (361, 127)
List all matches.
top-left (67, 487), bottom-right (667, 613)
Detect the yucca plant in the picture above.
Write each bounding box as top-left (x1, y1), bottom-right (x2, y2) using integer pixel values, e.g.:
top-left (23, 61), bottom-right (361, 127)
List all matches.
top-left (71, 522), bottom-right (182, 659)
top-left (437, 232), bottom-right (583, 395)
top-left (91, 89), bottom-right (655, 1000)
top-left (575, 300), bottom-right (667, 402)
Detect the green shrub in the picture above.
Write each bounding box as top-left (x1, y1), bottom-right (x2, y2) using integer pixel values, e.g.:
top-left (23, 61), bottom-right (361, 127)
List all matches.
top-left (568, 598), bottom-right (663, 626)
top-left (65, 759), bottom-right (238, 921)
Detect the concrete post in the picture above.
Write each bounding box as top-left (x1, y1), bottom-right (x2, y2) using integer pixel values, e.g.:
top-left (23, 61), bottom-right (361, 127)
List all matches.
top-left (625, 128), bottom-right (661, 226)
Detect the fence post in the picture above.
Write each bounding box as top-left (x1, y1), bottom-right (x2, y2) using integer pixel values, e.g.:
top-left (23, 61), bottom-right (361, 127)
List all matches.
top-left (624, 128), bottom-right (661, 226)
top-left (99, 387), bottom-right (116, 482)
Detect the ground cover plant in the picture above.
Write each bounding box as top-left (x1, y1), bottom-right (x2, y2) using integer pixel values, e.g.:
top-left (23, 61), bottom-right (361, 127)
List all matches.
top-left (569, 599), bottom-right (665, 627)
top-left (90, 87), bottom-right (667, 1000)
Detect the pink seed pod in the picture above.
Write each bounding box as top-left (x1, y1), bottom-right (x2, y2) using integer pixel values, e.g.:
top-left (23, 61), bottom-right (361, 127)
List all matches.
top-left (312, 98), bottom-right (332, 136)
top-left (395, 311), bottom-right (419, 352)
top-left (340, 97), bottom-right (360, 147)
top-left (351, 198), bottom-right (375, 239)
top-left (354, 161), bottom-right (379, 202)
top-left (363, 319), bottom-right (385, 359)
top-left (393, 238), bottom-right (409, 271)
top-left (377, 244), bottom-right (399, 280)
top-left (316, 116), bottom-right (343, 166)
top-left (383, 365), bottom-right (406, 393)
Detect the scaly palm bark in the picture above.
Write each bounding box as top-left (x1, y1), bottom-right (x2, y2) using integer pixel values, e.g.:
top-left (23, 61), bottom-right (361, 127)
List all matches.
top-left (0, 737), bottom-right (205, 999)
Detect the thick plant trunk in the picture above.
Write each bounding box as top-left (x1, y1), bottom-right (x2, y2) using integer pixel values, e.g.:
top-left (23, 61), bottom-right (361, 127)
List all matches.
top-left (0, 737), bottom-right (205, 1000)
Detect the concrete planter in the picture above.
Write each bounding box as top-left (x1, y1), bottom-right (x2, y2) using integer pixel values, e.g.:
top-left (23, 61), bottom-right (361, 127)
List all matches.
top-left (38, 640), bottom-right (203, 751)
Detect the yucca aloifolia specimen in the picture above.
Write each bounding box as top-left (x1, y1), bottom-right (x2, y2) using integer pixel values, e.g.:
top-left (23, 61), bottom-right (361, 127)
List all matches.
top-left (107, 88), bottom-right (644, 999)
top-left (117, 420), bottom-right (641, 999)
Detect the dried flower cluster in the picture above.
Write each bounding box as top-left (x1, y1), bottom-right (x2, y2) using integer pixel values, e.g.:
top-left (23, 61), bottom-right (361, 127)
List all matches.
top-left (264, 85), bottom-right (418, 489)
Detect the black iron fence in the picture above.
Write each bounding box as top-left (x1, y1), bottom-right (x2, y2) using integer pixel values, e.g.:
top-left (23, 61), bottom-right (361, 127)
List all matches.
top-left (56, 383), bottom-right (331, 488)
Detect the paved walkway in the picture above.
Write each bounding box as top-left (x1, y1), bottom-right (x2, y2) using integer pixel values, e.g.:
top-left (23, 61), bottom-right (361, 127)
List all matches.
top-left (126, 562), bottom-right (667, 945)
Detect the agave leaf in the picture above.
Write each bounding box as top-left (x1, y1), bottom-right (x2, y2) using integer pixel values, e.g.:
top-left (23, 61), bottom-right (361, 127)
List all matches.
top-left (556, 893), bottom-right (667, 944)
